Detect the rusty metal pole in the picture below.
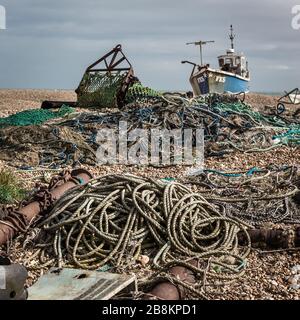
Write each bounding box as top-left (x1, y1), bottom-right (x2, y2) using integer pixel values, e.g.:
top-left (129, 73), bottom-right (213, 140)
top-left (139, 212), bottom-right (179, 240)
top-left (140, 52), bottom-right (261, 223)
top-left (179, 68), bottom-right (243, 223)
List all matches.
top-left (0, 169), bottom-right (93, 246)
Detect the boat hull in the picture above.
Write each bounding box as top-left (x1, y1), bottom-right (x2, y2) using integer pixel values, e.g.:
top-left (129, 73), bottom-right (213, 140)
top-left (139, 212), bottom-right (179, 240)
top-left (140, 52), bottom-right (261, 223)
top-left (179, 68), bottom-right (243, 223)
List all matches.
top-left (190, 68), bottom-right (250, 95)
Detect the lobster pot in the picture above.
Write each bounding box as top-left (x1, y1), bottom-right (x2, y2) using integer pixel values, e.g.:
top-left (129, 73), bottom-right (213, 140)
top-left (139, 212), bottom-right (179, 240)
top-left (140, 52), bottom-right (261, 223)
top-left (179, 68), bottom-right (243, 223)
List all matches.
top-left (75, 44), bottom-right (135, 109)
top-left (76, 71), bottom-right (126, 109)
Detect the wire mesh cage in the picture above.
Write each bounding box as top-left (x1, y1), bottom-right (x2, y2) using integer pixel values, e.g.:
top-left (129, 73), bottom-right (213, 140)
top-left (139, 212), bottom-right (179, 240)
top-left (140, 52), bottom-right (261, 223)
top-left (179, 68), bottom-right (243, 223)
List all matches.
top-left (76, 45), bottom-right (135, 109)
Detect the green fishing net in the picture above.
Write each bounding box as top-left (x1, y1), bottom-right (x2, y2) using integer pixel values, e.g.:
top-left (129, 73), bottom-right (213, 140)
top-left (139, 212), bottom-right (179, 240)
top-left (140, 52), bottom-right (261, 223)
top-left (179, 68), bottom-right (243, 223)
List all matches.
top-left (125, 82), bottom-right (162, 104)
top-left (0, 105), bottom-right (74, 127)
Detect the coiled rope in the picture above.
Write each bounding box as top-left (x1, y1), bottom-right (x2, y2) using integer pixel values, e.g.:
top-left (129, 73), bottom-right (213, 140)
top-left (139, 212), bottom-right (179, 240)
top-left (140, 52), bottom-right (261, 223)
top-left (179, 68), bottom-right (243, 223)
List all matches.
top-left (24, 174), bottom-right (251, 297)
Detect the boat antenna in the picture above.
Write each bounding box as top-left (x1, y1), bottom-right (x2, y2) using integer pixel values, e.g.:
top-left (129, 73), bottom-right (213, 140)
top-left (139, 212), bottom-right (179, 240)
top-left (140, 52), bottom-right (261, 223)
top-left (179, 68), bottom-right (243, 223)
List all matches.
top-left (186, 40), bottom-right (215, 66)
top-left (229, 25), bottom-right (235, 50)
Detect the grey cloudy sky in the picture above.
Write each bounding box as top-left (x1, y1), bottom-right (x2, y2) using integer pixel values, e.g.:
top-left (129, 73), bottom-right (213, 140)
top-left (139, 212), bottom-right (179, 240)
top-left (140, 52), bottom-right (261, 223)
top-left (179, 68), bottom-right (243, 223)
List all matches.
top-left (0, 0), bottom-right (299, 92)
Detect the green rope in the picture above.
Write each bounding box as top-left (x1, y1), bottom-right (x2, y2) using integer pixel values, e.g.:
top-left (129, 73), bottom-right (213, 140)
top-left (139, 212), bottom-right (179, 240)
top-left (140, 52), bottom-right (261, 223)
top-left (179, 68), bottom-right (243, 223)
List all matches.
top-left (273, 129), bottom-right (300, 145)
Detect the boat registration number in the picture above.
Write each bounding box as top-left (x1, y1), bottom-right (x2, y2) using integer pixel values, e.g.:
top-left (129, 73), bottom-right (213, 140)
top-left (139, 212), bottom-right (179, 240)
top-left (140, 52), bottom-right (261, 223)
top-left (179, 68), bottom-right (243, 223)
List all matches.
top-left (215, 76), bottom-right (226, 83)
top-left (197, 75), bottom-right (207, 83)
top-left (208, 73), bottom-right (226, 83)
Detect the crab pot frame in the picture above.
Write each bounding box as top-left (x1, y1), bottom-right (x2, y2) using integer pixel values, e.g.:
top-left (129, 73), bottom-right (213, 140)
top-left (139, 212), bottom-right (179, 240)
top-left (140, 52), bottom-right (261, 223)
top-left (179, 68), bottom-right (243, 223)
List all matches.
top-left (75, 44), bottom-right (135, 109)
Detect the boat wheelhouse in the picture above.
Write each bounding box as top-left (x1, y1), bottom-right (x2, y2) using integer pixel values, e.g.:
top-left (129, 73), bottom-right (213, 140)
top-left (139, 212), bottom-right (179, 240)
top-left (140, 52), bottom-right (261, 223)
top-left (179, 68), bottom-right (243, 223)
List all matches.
top-left (183, 26), bottom-right (250, 95)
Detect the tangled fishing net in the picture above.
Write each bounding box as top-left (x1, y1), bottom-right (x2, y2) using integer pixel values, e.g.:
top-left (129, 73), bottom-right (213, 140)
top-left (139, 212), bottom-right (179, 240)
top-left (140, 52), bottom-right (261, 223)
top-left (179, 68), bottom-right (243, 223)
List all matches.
top-left (0, 125), bottom-right (95, 168)
top-left (185, 166), bottom-right (300, 226)
top-left (0, 91), bottom-right (299, 169)
top-left (22, 174), bottom-right (251, 298)
top-left (57, 92), bottom-right (300, 162)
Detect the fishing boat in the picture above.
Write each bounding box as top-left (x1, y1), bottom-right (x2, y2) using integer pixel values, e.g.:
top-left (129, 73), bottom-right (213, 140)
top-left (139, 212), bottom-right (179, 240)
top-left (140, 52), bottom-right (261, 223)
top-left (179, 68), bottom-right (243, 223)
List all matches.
top-left (183, 26), bottom-right (250, 95)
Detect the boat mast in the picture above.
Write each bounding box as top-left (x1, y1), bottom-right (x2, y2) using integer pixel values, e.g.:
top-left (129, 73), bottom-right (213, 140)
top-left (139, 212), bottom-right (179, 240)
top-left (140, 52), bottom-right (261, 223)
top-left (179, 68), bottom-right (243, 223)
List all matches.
top-left (229, 25), bottom-right (235, 50)
top-left (186, 40), bottom-right (215, 66)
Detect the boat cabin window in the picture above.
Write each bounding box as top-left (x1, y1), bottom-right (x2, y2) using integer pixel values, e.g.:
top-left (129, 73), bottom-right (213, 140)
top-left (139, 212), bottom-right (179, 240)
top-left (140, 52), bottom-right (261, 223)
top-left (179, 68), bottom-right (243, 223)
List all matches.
top-left (218, 52), bottom-right (249, 78)
top-left (225, 58), bottom-right (233, 65)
